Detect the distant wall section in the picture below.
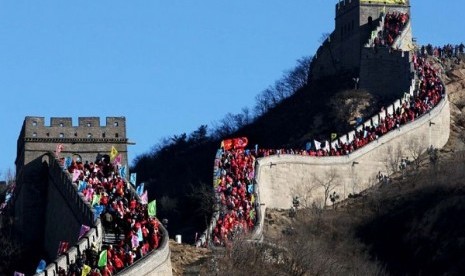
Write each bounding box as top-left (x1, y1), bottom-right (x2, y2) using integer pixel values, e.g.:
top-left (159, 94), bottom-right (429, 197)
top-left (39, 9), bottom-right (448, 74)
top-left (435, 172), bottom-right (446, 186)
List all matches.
top-left (256, 97), bottom-right (450, 209)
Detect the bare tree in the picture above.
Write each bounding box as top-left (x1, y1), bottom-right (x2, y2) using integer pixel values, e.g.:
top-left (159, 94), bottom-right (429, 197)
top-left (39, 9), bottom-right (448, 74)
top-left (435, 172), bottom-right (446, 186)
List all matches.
top-left (159, 195), bottom-right (178, 214)
top-left (291, 177), bottom-right (316, 209)
top-left (313, 169), bottom-right (341, 207)
top-left (188, 182), bottom-right (217, 229)
top-left (407, 136), bottom-right (426, 170)
top-left (383, 145), bottom-right (403, 175)
top-left (319, 32), bottom-right (331, 44)
top-left (0, 234), bottom-right (21, 275)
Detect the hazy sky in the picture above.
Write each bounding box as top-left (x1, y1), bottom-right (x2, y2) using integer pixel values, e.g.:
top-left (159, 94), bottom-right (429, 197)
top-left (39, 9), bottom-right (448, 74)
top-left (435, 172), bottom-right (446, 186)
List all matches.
top-left (0, 0), bottom-right (462, 179)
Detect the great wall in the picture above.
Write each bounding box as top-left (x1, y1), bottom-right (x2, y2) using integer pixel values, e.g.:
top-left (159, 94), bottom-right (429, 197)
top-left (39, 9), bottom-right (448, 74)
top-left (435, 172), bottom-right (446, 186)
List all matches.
top-left (1, 0), bottom-right (457, 274)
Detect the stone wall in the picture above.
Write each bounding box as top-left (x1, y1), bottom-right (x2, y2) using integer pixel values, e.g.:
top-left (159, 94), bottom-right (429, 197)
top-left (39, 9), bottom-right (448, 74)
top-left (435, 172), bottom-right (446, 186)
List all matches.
top-left (311, 0), bottom-right (412, 84)
top-left (42, 154), bottom-right (95, 260)
top-left (16, 117), bottom-right (129, 175)
top-left (256, 97), bottom-right (450, 209)
top-left (117, 224), bottom-right (172, 276)
top-left (359, 47), bottom-right (412, 98)
top-left (14, 115), bottom-right (173, 275)
top-left (31, 153), bottom-right (173, 276)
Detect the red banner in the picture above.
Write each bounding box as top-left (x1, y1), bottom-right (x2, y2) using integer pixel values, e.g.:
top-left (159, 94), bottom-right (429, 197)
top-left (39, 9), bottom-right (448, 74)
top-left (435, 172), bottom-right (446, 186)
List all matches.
top-left (221, 137), bottom-right (248, 150)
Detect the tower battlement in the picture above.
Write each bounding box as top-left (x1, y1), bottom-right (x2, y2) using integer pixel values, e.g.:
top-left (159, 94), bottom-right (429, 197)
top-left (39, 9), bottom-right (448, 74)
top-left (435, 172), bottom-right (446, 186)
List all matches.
top-left (21, 116), bottom-right (126, 140)
top-left (336, 0), bottom-right (410, 17)
top-left (16, 116), bottom-right (130, 174)
top-left (311, 0), bottom-right (412, 98)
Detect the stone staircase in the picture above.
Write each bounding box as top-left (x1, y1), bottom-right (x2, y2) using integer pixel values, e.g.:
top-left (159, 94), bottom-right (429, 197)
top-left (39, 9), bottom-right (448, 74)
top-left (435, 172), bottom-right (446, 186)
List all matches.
top-left (102, 230), bottom-right (125, 246)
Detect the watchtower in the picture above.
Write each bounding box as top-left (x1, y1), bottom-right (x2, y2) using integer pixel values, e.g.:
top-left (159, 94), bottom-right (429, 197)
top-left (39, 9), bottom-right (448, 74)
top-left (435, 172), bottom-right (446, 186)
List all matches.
top-left (13, 116), bottom-right (130, 260)
top-left (16, 116), bottom-right (129, 171)
top-left (312, 0), bottom-right (411, 82)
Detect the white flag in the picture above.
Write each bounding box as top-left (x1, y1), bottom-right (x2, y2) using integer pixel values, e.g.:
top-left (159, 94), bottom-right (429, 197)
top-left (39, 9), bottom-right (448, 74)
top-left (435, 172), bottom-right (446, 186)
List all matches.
top-left (314, 140), bottom-right (321, 150)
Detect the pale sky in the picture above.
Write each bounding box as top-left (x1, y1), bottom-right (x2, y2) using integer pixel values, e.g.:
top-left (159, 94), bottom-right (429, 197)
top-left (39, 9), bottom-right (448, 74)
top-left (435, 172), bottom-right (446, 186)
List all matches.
top-left (0, 0), bottom-right (462, 180)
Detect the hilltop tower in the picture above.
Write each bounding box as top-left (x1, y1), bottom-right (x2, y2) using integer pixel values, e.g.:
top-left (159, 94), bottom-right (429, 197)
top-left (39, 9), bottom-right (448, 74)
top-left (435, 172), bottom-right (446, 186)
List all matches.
top-left (312, 0), bottom-right (413, 98)
top-left (14, 116), bottom-right (130, 259)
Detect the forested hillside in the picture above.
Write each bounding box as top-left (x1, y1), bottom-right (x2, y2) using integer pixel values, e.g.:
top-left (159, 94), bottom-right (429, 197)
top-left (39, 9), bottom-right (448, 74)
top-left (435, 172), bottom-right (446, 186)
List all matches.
top-left (131, 57), bottom-right (393, 242)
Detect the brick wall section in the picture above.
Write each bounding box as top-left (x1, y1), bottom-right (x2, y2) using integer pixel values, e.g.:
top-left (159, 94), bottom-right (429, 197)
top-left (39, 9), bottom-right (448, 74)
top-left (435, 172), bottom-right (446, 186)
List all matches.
top-left (255, 97), bottom-right (450, 209)
top-left (117, 224), bottom-right (172, 276)
top-left (311, 0), bottom-right (412, 87)
top-left (16, 117), bottom-right (129, 173)
top-left (359, 48), bottom-right (413, 98)
top-left (14, 117), bottom-right (173, 275)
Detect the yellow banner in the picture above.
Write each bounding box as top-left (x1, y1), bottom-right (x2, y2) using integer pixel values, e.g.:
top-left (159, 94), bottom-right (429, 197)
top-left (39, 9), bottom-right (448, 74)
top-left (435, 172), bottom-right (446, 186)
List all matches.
top-left (360, 0), bottom-right (406, 5)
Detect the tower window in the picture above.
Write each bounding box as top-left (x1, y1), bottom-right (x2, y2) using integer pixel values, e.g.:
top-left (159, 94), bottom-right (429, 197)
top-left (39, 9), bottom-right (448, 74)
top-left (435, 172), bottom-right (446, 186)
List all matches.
top-left (46, 132), bottom-right (50, 137)
top-left (87, 133), bottom-right (93, 138)
top-left (59, 133), bottom-right (64, 138)
top-left (32, 132), bottom-right (37, 137)
top-left (74, 132), bottom-right (78, 137)
top-left (114, 122), bottom-right (119, 127)
top-left (102, 133), bottom-right (106, 138)
top-left (59, 123), bottom-right (64, 127)
top-left (115, 133), bottom-right (119, 138)
top-left (87, 122), bottom-right (91, 127)
top-left (32, 121), bottom-right (37, 127)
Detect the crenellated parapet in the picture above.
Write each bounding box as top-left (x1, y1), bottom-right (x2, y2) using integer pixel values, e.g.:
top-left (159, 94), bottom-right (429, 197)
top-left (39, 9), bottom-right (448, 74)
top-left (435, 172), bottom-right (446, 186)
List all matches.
top-left (311, 0), bottom-right (412, 98)
top-left (16, 116), bottom-right (129, 178)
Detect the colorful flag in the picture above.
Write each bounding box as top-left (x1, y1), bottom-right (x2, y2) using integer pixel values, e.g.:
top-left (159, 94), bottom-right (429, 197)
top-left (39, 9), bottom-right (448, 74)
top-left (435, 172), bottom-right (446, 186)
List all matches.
top-left (73, 170), bottom-right (81, 182)
top-left (137, 228), bottom-right (143, 242)
top-left (55, 144), bottom-right (64, 157)
top-left (233, 137), bottom-right (248, 149)
top-left (305, 142), bottom-right (312, 151)
top-left (147, 200), bottom-right (156, 217)
top-left (36, 259), bottom-right (46, 273)
top-left (78, 224), bottom-right (91, 239)
top-left (140, 190), bottom-right (148, 205)
top-left (221, 139), bottom-right (234, 150)
top-left (93, 205), bottom-right (104, 218)
top-left (57, 241), bottom-right (69, 255)
top-left (92, 194), bottom-right (101, 206)
top-left (130, 173), bottom-right (137, 186)
top-left (136, 183), bottom-right (144, 196)
top-left (81, 264), bottom-right (91, 276)
top-left (331, 133), bottom-right (337, 141)
top-left (247, 184), bottom-right (254, 194)
top-left (119, 165), bottom-right (127, 178)
top-left (65, 156), bottom-right (72, 169)
top-left (314, 140), bottom-right (321, 150)
top-left (249, 209), bottom-right (256, 220)
top-left (98, 250), bottom-right (107, 267)
top-left (113, 154), bottom-right (122, 165)
top-left (78, 181), bottom-right (87, 192)
top-left (131, 234), bottom-right (139, 248)
top-left (110, 146), bottom-right (118, 161)
top-left (324, 140), bottom-right (330, 152)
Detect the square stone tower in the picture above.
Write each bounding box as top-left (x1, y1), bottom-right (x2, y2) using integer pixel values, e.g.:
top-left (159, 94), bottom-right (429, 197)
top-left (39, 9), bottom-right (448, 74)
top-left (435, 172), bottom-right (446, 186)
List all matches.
top-left (16, 116), bottom-right (129, 173)
top-left (312, 0), bottom-right (411, 80)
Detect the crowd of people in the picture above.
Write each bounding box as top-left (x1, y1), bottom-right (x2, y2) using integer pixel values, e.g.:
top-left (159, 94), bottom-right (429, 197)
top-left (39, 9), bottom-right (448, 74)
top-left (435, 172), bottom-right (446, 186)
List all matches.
top-left (419, 43), bottom-right (465, 59)
top-left (262, 56), bottom-right (443, 158)
top-left (58, 156), bottom-right (161, 275)
top-left (210, 53), bottom-right (444, 246)
top-left (211, 148), bottom-right (257, 246)
top-left (374, 12), bottom-right (410, 47)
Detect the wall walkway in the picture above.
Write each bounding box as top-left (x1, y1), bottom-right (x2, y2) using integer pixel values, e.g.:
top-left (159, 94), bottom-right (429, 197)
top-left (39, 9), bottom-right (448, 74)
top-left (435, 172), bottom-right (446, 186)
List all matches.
top-left (16, 153), bottom-right (173, 276)
top-left (256, 97), bottom-right (450, 209)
